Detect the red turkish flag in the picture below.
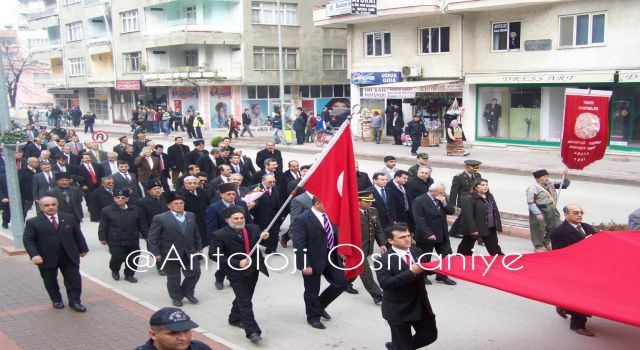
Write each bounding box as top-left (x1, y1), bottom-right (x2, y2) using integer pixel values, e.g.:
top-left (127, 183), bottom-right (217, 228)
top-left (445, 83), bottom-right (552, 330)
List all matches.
top-left (561, 89), bottom-right (612, 170)
top-left (301, 123), bottom-right (363, 279)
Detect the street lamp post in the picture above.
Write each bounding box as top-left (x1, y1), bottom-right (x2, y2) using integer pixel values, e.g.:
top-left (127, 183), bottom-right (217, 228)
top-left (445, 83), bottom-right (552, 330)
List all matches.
top-left (277, 0), bottom-right (288, 144)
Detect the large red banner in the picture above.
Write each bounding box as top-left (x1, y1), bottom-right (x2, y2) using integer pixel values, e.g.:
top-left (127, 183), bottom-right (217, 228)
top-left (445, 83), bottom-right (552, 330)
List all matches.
top-left (561, 89), bottom-right (612, 170)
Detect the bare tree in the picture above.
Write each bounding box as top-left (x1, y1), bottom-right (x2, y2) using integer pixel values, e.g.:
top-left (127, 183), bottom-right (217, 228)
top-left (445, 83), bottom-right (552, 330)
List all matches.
top-left (2, 41), bottom-right (42, 108)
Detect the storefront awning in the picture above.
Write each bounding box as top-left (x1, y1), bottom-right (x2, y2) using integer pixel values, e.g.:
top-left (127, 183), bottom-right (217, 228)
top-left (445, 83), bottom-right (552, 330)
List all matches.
top-left (362, 80), bottom-right (462, 99)
top-left (465, 71), bottom-right (616, 85)
top-left (618, 70), bottom-right (640, 83)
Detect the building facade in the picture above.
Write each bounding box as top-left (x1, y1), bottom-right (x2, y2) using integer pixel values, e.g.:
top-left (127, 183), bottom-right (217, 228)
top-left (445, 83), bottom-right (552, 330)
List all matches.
top-left (314, 0), bottom-right (640, 152)
top-left (27, 0), bottom-right (349, 127)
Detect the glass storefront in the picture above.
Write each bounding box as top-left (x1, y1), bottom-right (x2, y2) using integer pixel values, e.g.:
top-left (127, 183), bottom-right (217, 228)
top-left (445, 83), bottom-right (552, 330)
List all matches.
top-left (610, 85), bottom-right (640, 147)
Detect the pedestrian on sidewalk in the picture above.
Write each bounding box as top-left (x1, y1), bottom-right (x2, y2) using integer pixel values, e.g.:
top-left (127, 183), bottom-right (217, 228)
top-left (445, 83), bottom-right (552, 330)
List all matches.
top-left (526, 169), bottom-right (570, 252)
top-left (136, 307), bottom-right (213, 350)
top-left (405, 115), bottom-right (427, 156)
top-left (23, 196), bottom-right (89, 312)
top-left (370, 110), bottom-right (383, 144)
top-left (240, 108), bottom-right (254, 137)
top-left (82, 111), bottom-right (96, 134)
top-left (193, 112), bottom-right (204, 139)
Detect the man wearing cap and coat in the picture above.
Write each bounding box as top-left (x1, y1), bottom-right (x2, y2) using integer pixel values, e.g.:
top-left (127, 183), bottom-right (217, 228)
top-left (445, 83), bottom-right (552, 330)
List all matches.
top-left (449, 160), bottom-right (482, 239)
top-left (210, 206), bottom-right (269, 343)
top-left (527, 169), bottom-right (570, 252)
top-left (136, 307), bottom-right (213, 350)
top-left (98, 189), bottom-right (144, 283)
top-left (148, 192), bottom-right (203, 306)
top-left (46, 172), bottom-right (84, 223)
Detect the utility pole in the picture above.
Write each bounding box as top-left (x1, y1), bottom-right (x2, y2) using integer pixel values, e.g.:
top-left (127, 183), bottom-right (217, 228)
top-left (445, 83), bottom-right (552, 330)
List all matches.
top-left (277, 0), bottom-right (288, 144)
top-left (0, 48), bottom-right (25, 250)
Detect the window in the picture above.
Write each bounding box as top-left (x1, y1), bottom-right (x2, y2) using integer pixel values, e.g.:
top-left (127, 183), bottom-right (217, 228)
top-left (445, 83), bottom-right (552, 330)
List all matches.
top-left (66, 21), bottom-right (83, 42)
top-left (559, 13), bottom-right (605, 47)
top-left (88, 88), bottom-right (109, 120)
top-left (184, 6), bottom-right (196, 23)
top-left (323, 49), bottom-right (347, 70)
top-left (123, 52), bottom-right (141, 73)
top-left (68, 57), bottom-right (86, 76)
top-left (492, 21), bottom-right (520, 51)
top-left (121, 10), bottom-right (139, 33)
top-left (299, 85), bottom-right (350, 98)
top-left (419, 26), bottom-right (450, 54)
top-left (244, 85), bottom-right (291, 99)
top-left (63, 0), bottom-right (80, 5)
top-left (252, 2), bottom-right (298, 25)
top-left (185, 50), bottom-right (198, 67)
top-left (253, 47), bottom-right (298, 70)
top-left (365, 32), bottom-right (391, 57)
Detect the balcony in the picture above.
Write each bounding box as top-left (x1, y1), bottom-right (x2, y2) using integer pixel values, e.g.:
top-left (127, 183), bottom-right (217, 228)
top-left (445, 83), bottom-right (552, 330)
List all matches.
top-left (28, 7), bottom-right (59, 30)
top-left (30, 40), bottom-right (63, 60)
top-left (88, 74), bottom-right (114, 87)
top-left (141, 0), bottom-right (239, 6)
top-left (142, 19), bottom-right (241, 48)
top-left (142, 66), bottom-right (241, 86)
top-left (34, 76), bottom-right (66, 87)
top-left (86, 34), bottom-right (112, 54)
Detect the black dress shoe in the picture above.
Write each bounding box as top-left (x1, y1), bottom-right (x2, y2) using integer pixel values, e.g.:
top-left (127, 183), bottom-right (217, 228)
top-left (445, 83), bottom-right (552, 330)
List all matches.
top-left (1, 224), bottom-right (8, 229)
top-left (385, 342), bottom-right (394, 349)
top-left (556, 307), bottom-right (568, 319)
top-left (111, 271), bottom-right (120, 281)
top-left (171, 299), bottom-right (183, 307)
top-left (52, 301), bottom-right (64, 309)
top-left (158, 269), bottom-right (166, 276)
top-left (247, 332), bottom-right (262, 343)
top-left (215, 281), bottom-right (224, 290)
top-left (573, 328), bottom-right (594, 336)
top-left (124, 276), bottom-right (138, 283)
top-left (228, 320), bottom-right (245, 328)
top-left (308, 320), bottom-right (326, 329)
top-left (424, 277), bottom-right (432, 285)
top-left (345, 284), bottom-right (359, 294)
top-left (186, 296), bottom-right (199, 304)
top-left (436, 277), bottom-right (457, 286)
top-left (69, 302), bottom-right (86, 312)
top-left (320, 310), bottom-right (331, 320)
top-left (373, 295), bottom-right (383, 305)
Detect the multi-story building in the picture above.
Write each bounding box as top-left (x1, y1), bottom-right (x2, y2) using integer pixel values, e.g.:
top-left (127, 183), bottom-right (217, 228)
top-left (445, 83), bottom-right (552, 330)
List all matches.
top-left (314, 0), bottom-right (640, 153)
top-left (27, 0), bottom-right (349, 127)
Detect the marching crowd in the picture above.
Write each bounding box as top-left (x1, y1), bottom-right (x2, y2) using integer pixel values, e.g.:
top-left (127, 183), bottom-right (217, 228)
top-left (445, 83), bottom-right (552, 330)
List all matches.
top-left (4, 116), bottom-right (628, 349)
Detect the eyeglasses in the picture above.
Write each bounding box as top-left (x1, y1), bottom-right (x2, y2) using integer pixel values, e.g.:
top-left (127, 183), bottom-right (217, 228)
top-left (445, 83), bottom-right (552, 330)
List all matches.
top-left (570, 211), bottom-right (584, 215)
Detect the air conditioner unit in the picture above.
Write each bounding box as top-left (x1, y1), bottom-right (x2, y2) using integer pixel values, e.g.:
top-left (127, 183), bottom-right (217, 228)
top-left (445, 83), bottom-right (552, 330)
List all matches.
top-left (401, 66), bottom-right (411, 77)
top-left (409, 65), bottom-right (423, 77)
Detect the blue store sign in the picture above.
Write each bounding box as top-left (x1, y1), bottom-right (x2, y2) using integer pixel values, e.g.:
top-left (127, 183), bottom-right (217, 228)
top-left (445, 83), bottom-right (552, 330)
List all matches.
top-left (351, 71), bottom-right (402, 85)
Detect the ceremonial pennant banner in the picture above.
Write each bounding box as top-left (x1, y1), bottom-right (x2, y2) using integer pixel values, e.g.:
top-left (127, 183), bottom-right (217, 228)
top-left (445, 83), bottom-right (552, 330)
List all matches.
top-left (300, 123), bottom-right (363, 280)
top-left (561, 88), bottom-right (612, 170)
top-left (424, 231), bottom-right (640, 327)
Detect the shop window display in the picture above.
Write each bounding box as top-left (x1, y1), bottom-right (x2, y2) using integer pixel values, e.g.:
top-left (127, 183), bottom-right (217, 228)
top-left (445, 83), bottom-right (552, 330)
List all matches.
top-left (478, 87), bottom-right (541, 140)
top-left (610, 86), bottom-right (640, 147)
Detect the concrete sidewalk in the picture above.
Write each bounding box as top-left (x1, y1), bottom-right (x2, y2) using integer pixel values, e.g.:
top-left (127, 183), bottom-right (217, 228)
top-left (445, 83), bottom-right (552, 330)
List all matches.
top-left (0, 235), bottom-right (234, 350)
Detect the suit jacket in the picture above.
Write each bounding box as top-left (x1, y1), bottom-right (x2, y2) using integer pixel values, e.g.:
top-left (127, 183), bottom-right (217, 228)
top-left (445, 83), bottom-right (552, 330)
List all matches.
top-left (196, 155), bottom-right (217, 180)
top-left (135, 194), bottom-right (168, 238)
top-left (385, 182), bottom-right (412, 224)
top-left (112, 172), bottom-right (142, 198)
top-left (550, 221), bottom-right (596, 250)
top-left (84, 149), bottom-right (108, 164)
top-left (240, 155), bottom-right (256, 176)
top-left (255, 149), bottom-right (283, 172)
top-left (87, 186), bottom-right (114, 222)
top-left (167, 144), bottom-right (190, 171)
top-left (134, 156), bottom-right (161, 183)
top-left (291, 210), bottom-right (339, 272)
top-left (215, 156), bottom-right (230, 167)
top-left (117, 152), bottom-right (136, 172)
top-left (184, 149), bottom-right (206, 169)
top-left (412, 194), bottom-right (455, 243)
top-left (450, 171), bottom-right (481, 207)
top-left (483, 103), bottom-right (502, 120)
top-left (23, 212), bottom-right (89, 269)
top-left (148, 211), bottom-right (202, 259)
top-left (391, 116), bottom-right (405, 132)
top-left (405, 177), bottom-right (434, 201)
top-left (65, 141), bottom-right (84, 156)
top-left (205, 200), bottom-right (253, 239)
top-left (60, 152), bottom-right (79, 166)
top-left (366, 185), bottom-right (395, 228)
top-left (47, 186), bottom-right (84, 222)
top-left (356, 171), bottom-right (372, 192)
top-left (99, 160), bottom-right (119, 176)
top-left (73, 162), bottom-right (104, 194)
top-left (19, 167), bottom-right (38, 201)
top-left (251, 170), bottom-right (287, 194)
top-left (229, 163), bottom-right (252, 186)
top-left (375, 246), bottom-right (434, 323)
top-left (179, 188), bottom-right (209, 238)
top-left (32, 171), bottom-right (59, 200)
top-left (361, 207), bottom-right (385, 256)
top-left (459, 192), bottom-right (502, 236)
top-left (209, 224), bottom-right (268, 277)
top-left (23, 142), bottom-right (42, 159)
top-left (283, 170), bottom-right (302, 186)
top-left (290, 193), bottom-right (313, 225)
top-left (152, 152), bottom-right (170, 176)
top-left (251, 185), bottom-right (284, 229)
top-left (51, 163), bottom-right (73, 174)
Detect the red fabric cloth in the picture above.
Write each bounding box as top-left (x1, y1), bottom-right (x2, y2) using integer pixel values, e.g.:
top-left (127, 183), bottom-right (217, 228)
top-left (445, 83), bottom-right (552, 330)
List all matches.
top-left (241, 228), bottom-right (250, 255)
top-left (86, 164), bottom-right (97, 184)
top-left (561, 89), bottom-right (611, 170)
top-left (302, 123), bottom-right (362, 279)
top-left (423, 231), bottom-right (640, 327)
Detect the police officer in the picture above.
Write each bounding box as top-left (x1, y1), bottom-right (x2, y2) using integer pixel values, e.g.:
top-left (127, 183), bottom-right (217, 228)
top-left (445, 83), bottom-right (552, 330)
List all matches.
top-left (98, 189), bottom-right (144, 283)
top-left (135, 307), bottom-right (213, 350)
top-left (449, 160), bottom-right (482, 239)
top-left (526, 169), bottom-right (570, 252)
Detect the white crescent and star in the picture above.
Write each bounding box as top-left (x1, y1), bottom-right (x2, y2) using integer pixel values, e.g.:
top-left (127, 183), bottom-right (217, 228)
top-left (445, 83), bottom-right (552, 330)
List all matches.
top-left (336, 171), bottom-right (344, 196)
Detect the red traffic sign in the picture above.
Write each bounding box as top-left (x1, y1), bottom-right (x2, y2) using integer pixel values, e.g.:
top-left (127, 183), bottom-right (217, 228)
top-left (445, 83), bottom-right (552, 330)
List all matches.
top-left (92, 130), bottom-right (109, 143)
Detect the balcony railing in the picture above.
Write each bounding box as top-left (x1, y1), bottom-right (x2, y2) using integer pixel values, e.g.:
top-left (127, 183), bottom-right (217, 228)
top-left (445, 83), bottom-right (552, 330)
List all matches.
top-left (144, 66), bottom-right (241, 81)
top-left (27, 6), bottom-right (58, 20)
top-left (144, 18), bottom-right (239, 34)
top-left (30, 39), bottom-right (62, 53)
top-left (86, 33), bottom-right (111, 46)
top-left (34, 77), bottom-right (65, 86)
top-left (88, 75), bottom-right (113, 83)
top-left (83, 0), bottom-right (104, 5)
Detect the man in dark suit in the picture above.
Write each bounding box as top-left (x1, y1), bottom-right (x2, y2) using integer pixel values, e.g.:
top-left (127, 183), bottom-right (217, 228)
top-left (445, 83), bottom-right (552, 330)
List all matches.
top-left (133, 131), bottom-right (150, 156)
top-left (117, 145), bottom-right (136, 173)
top-left (229, 154), bottom-right (252, 186)
top-left (235, 150), bottom-right (256, 177)
top-left (136, 180), bottom-right (168, 276)
top-left (375, 223), bottom-right (438, 349)
top-left (216, 147), bottom-right (231, 166)
top-left (293, 107), bottom-right (307, 144)
top-left (112, 161), bottom-right (142, 200)
top-left (250, 174), bottom-right (285, 254)
top-left (148, 192), bottom-right (203, 307)
top-left (385, 170), bottom-right (412, 227)
top-left (209, 206), bottom-right (269, 343)
top-left (74, 153), bottom-right (104, 199)
top-left (196, 148), bottom-right (218, 180)
top-left (19, 157), bottom-right (40, 218)
top-left (59, 145), bottom-right (79, 167)
top-left (391, 110), bottom-right (405, 145)
top-left (23, 196), bottom-right (89, 312)
top-left (283, 160), bottom-right (302, 187)
top-left (33, 161), bottom-right (59, 202)
top-left (366, 173), bottom-right (395, 229)
top-left (23, 138), bottom-right (43, 159)
top-left (291, 197), bottom-right (347, 329)
top-left (184, 140), bottom-right (206, 169)
top-left (87, 176), bottom-right (115, 222)
top-left (84, 142), bottom-right (108, 164)
top-left (406, 165), bottom-right (434, 201)
top-left (49, 138), bottom-right (67, 159)
top-left (483, 98), bottom-right (502, 137)
top-left (550, 204), bottom-right (597, 337)
top-left (99, 152), bottom-right (119, 176)
top-left (251, 159), bottom-right (286, 195)
top-left (205, 183), bottom-right (253, 290)
top-left (51, 154), bottom-right (72, 173)
top-left (412, 183), bottom-right (457, 286)
top-left (356, 161), bottom-right (372, 191)
top-left (255, 141), bottom-right (283, 172)
top-left (153, 144), bottom-right (171, 192)
top-left (167, 137), bottom-right (190, 188)
top-left (46, 172), bottom-right (84, 223)
top-left (179, 176), bottom-right (209, 241)
top-left (449, 160), bottom-right (482, 239)
top-left (175, 165), bottom-right (201, 191)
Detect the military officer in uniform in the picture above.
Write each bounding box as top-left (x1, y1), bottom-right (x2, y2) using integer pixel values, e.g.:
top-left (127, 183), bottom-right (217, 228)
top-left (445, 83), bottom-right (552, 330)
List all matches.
top-left (449, 160), bottom-right (482, 239)
top-left (526, 169), bottom-right (570, 252)
top-left (346, 191), bottom-right (386, 304)
top-left (113, 135), bottom-right (131, 155)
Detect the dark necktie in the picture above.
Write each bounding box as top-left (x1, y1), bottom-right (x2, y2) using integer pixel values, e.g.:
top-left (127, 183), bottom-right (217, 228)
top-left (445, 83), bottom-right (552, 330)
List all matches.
top-left (380, 188), bottom-right (387, 204)
top-left (433, 199), bottom-right (440, 211)
top-left (576, 225), bottom-right (586, 237)
top-left (322, 214), bottom-right (334, 249)
top-left (50, 216), bottom-right (58, 229)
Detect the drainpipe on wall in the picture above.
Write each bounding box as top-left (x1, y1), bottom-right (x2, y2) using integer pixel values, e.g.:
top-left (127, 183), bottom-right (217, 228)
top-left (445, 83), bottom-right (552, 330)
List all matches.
top-left (103, 1), bottom-right (117, 124)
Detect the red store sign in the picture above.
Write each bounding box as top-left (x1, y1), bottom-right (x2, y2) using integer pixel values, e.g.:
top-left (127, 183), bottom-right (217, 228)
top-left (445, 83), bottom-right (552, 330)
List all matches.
top-left (116, 80), bottom-right (141, 91)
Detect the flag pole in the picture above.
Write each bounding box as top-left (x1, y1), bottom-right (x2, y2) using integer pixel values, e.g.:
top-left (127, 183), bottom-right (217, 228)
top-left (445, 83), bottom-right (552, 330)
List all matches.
top-left (248, 118), bottom-right (353, 256)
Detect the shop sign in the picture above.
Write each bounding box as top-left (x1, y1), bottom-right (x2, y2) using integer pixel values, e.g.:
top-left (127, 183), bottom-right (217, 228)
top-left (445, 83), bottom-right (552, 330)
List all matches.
top-left (386, 87), bottom-right (416, 99)
top-left (351, 0), bottom-right (377, 15)
top-left (619, 70), bottom-right (640, 83)
top-left (361, 87), bottom-right (386, 99)
top-left (171, 86), bottom-right (198, 99)
top-left (418, 81), bottom-right (463, 93)
top-left (351, 71), bottom-right (402, 85)
top-left (466, 72), bottom-right (614, 84)
top-left (326, 0), bottom-right (352, 17)
top-left (116, 80), bottom-right (141, 91)
top-left (524, 39), bottom-right (552, 51)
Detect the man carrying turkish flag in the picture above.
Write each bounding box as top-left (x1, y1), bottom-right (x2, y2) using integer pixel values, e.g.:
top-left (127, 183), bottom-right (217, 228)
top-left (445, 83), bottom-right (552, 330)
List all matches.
top-left (299, 122), bottom-right (363, 280)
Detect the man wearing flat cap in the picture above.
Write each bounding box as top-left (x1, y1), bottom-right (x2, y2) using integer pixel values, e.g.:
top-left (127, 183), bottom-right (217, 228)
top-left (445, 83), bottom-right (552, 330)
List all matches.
top-left (135, 307), bottom-right (213, 350)
top-left (98, 189), bottom-right (144, 283)
top-left (209, 206), bottom-right (269, 343)
top-left (148, 192), bottom-right (203, 307)
top-left (137, 180), bottom-right (169, 277)
top-left (346, 191), bottom-right (386, 304)
top-left (183, 140), bottom-right (207, 170)
top-left (449, 160), bottom-right (482, 239)
top-left (526, 169), bottom-right (570, 252)
top-left (46, 172), bottom-right (84, 223)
